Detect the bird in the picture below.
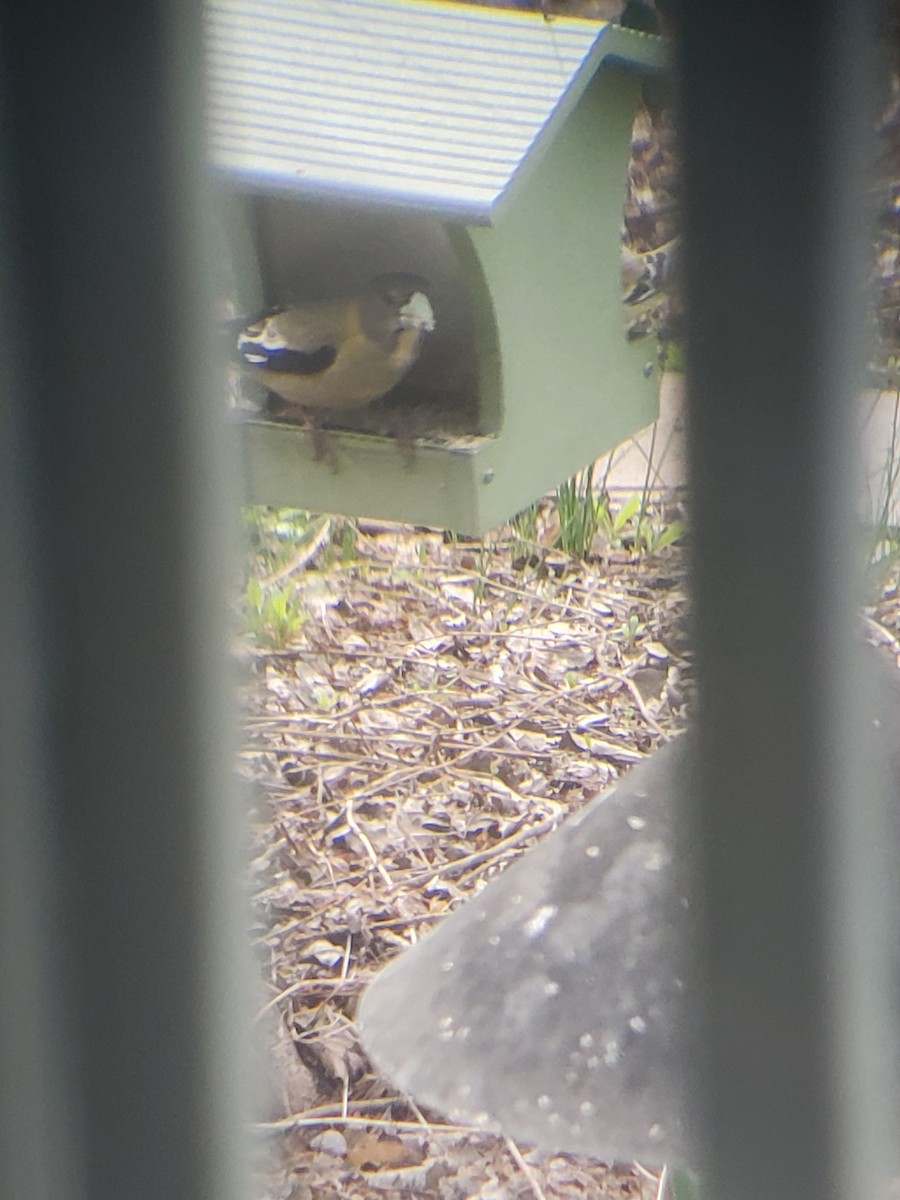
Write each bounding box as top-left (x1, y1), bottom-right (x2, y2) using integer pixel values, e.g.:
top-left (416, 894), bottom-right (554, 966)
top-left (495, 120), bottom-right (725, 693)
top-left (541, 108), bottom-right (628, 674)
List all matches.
top-left (235, 273), bottom-right (435, 432)
top-left (621, 236), bottom-right (679, 307)
top-left (621, 237), bottom-right (683, 355)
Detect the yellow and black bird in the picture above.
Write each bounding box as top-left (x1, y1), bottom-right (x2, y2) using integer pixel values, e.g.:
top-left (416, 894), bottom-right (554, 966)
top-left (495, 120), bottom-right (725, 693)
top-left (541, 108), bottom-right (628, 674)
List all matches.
top-left (236, 273), bottom-right (435, 423)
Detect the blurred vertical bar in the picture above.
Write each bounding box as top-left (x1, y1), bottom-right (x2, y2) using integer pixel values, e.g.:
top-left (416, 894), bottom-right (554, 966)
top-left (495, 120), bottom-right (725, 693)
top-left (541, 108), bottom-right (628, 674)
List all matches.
top-left (0, 84), bottom-right (73, 1199)
top-left (0, 4), bottom-right (250, 1200)
top-left (679, 2), bottom-right (894, 1199)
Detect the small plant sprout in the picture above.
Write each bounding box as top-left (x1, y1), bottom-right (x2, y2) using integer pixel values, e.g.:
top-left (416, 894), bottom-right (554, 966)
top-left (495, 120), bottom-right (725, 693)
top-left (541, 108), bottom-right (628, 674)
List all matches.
top-left (244, 577), bottom-right (306, 649)
top-left (556, 464), bottom-right (601, 558)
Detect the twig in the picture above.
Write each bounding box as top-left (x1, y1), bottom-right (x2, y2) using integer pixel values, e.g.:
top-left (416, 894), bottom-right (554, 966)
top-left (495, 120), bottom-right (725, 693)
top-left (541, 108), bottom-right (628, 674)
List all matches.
top-left (505, 1137), bottom-right (549, 1200)
top-left (345, 795), bottom-right (393, 888)
top-left (403, 814), bottom-right (560, 887)
top-left (634, 1159), bottom-right (664, 1197)
top-left (656, 1163), bottom-right (669, 1200)
top-left (255, 1112), bottom-right (478, 1134)
top-left (260, 516), bottom-right (333, 588)
top-left (254, 976), bottom-right (361, 1021)
top-left (405, 1095), bottom-right (431, 1129)
top-left (618, 672), bottom-right (666, 738)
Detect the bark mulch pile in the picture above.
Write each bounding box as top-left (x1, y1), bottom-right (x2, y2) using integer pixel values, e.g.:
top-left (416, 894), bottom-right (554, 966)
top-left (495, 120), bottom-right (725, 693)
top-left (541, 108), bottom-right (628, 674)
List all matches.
top-left (237, 500), bottom-right (899, 1200)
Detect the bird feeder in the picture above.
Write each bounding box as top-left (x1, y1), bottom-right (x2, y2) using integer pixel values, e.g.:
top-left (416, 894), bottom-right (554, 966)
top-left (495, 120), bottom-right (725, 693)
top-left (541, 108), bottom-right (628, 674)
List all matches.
top-left (208, 0), bottom-right (667, 533)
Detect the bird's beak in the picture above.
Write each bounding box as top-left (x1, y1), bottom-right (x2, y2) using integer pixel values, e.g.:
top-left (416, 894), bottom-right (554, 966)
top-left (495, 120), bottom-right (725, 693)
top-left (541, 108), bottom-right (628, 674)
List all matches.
top-left (398, 291), bottom-right (435, 333)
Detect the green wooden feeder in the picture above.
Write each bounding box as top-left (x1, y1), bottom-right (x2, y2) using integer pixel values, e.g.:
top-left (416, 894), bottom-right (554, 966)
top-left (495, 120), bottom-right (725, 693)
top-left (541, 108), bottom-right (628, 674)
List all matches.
top-left (208, 0), bottom-right (667, 533)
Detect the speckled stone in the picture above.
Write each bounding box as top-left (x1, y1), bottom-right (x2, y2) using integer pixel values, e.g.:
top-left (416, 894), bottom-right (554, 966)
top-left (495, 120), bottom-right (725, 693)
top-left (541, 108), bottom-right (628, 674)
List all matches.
top-left (360, 738), bottom-right (691, 1164)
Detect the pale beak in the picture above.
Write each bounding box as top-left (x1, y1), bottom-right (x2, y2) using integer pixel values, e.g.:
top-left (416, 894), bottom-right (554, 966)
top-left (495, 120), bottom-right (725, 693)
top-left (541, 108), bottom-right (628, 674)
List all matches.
top-left (399, 290), bottom-right (435, 333)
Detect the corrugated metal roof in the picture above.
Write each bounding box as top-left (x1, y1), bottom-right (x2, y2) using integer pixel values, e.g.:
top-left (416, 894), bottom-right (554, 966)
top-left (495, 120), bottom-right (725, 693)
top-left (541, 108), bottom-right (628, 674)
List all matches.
top-left (206, 0), bottom-right (660, 223)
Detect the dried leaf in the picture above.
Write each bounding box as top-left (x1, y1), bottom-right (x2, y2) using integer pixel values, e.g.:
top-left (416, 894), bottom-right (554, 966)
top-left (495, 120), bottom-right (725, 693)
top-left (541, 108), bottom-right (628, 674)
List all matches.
top-left (313, 1025), bottom-right (367, 1087)
top-left (346, 1132), bottom-right (424, 1172)
top-left (304, 939), bottom-right (345, 968)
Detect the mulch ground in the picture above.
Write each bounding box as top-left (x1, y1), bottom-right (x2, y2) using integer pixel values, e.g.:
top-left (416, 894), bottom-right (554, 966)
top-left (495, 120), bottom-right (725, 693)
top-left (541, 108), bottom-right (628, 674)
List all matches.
top-left (237, 493), bottom-right (900, 1200)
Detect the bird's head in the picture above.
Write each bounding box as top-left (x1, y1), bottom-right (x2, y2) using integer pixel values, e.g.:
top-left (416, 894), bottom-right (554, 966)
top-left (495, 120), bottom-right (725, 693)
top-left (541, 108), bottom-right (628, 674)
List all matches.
top-left (366, 273), bottom-right (435, 334)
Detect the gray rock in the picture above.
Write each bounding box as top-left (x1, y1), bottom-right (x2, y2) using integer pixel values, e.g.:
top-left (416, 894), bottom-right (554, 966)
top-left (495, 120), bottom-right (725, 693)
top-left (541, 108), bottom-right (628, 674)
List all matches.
top-left (359, 646), bottom-right (900, 1167)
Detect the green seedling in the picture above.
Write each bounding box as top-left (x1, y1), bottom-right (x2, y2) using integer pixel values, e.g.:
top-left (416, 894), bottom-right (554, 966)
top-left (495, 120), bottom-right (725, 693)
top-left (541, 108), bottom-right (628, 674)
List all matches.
top-left (244, 577), bottom-right (306, 649)
top-left (556, 465), bottom-right (600, 559)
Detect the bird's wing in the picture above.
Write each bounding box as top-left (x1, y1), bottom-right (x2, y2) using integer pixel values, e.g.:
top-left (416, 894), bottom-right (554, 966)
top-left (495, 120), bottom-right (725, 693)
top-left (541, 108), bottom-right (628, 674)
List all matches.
top-left (238, 300), bottom-right (346, 377)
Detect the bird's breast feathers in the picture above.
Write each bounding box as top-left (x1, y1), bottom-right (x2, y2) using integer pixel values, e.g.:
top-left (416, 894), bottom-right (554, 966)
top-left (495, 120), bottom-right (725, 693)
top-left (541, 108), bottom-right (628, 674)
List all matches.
top-left (236, 280), bottom-right (434, 410)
